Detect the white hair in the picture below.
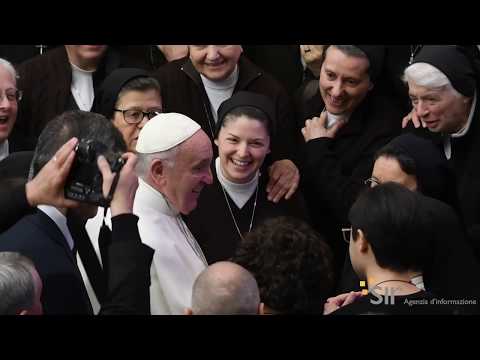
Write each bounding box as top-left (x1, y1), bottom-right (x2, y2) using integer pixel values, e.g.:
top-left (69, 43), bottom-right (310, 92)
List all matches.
top-left (0, 252), bottom-right (36, 315)
top-left (135, 144), bottom-right (180, 180)
top-left (0, 57), bottom-right (18, 82)
top-left (403, 62), bottom-right (462, 97)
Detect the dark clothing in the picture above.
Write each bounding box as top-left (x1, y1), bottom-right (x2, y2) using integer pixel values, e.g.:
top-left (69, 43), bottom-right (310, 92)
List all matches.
top-left (0, 45), bottom-right (57, 65)
top-left (0, 210), bottom-right (93, 314)
top-left (376, 45), bottom-right (412, 114)
top-left (0, 151), bottom-right (35, 233)
top-left (422, 196), bottom-right (480, 313)
top-left (0, 151), bottom-right (153, 314)
top-left (0, 150), bottom-right (33, 179)
top-left (10, 46), bottom-right (141, 152)
top-left (185, 165), bottom-right (310, 264)
top-left (242, 45), bottom-right (304, 97)
top-left (293, 70), bottom-right (319, 126)
top-left (300, 89), bottom-right (403, 278)
top-left (447, 101), bottom-right (480, 260)
top-left (0, 179), bottom-right (32, 233)
top-left (153, 56), bottom-right (301, 166)
top-left (112, 45), bottom-right (167, 71)
top-left (332, 291), bottom-right (460, 315)
top-left (404, 96), bottom-right (480, 260)
top-left (67, 213), bottom-right (108, 304)
top-left (0, 209), bottom-right (153, 315)
top-left (99, 214), bottom-right (154, 315)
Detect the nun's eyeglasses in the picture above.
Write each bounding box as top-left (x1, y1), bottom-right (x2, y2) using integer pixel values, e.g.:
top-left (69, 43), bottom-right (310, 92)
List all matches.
top-left (114, 108), bottom-right (162, 124)
top-left (341, 227), bottom-right (352, 243)
top-left (0, 89), bottom-right (23, 102)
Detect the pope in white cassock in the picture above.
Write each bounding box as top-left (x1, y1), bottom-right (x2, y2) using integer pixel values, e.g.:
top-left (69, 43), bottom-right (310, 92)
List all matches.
top-left (134, 113), bottom-right (213, 314)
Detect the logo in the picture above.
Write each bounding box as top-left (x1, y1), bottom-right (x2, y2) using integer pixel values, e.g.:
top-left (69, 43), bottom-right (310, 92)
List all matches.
top-left (360, 278), bottom-right (398, 305)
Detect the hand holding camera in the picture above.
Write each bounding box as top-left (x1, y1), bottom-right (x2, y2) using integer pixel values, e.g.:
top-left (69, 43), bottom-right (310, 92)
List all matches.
top-left (97, 153), bottom-right (139, 217)
top-left (26, 137), bottom-right (81, 208)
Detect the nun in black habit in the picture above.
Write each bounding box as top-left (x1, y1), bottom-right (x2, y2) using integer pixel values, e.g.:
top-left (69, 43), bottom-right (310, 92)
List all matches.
top-left (184, 91), bottom-right (310, 264)
top-left (339, 133), bottom-right (480, 314)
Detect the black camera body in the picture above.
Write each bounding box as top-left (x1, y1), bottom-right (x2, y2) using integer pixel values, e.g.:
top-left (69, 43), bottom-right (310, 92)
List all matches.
top-left (64, 139), bottom-right (125, 206)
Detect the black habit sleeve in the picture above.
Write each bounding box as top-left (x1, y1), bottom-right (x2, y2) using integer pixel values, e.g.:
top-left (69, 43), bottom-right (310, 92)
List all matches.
top-left (0, 180), bottom-right (32, 233)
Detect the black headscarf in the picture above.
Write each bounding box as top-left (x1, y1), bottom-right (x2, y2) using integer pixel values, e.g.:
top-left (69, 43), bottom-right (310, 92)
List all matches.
top-left (215, 91), bottom-right (275, 139)
top-left (92, 68), bottom-right (150, 119)
top-left (355, 45), bottom-right (386, 83)
top-left (412, 45), bottom-right (479, 97)
top-left (376, 133), bottom-right (457, 207)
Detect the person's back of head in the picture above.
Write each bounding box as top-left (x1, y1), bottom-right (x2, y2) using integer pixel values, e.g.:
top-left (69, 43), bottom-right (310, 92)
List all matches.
top-left (0, 252), bottom-right (43, 315)
top-left (232, 216), bottom-right (334, 314)
top-left (348, 182), bottom-right (432, 277)
top-left (189, 261), bottom-right (261, 315)
top-left (30, 110), bottom-right (127, 178)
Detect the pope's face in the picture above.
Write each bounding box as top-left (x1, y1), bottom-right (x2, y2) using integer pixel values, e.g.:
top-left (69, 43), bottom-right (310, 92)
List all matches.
top-left (163, 131), bottom-right (213, 215)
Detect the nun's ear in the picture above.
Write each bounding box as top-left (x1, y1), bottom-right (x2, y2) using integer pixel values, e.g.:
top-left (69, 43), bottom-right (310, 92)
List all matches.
top-left (368, 81), bottom-right (374, 91)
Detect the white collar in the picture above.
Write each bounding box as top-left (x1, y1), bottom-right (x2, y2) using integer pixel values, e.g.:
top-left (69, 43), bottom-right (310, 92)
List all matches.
top-left (0, 140), bottom-right (9, 161)
top-left (200, 65), bottom-right (239, 90)
top-left (325, 111), bottom-right (350, 129)
top-left (215, 157), bottom-right (259, 209)
top-left (37, 205), bottom-right (75, 250)
top-left (136, 178), bottom-right (179, 217)
top-left (451, 90), bottom-right (477, 139)
top-left (135, 178), bottom-right (208, 266)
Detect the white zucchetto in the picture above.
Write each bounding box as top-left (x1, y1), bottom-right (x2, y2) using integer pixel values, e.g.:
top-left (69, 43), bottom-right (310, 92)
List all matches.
top-left (136, 113), bottom-right (201, 154)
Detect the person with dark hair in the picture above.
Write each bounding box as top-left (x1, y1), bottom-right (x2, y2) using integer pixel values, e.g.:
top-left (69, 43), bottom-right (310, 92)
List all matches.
top-left (402, 45), bottom-right (480, 260)
top-left (185, 91), bottom-right (309, 263)
top-left (232, 216), bottom-right (334, 314)
top-left (329, 183), bottom-right (460, 315)
top-left (0, 252), bottom-right (43, 315)
top-left (92, 68), bottom-right (163, 152)
top-left (0, 110), bottom-right (153, 314)
top-left (336, 134), bottom-right (480, 313)
top-left (301, 45), bottom-right (403, 283)
top-left (185, 261), bottom-right (264, 315)
top-left (153, 45), bottom-right (301, 205)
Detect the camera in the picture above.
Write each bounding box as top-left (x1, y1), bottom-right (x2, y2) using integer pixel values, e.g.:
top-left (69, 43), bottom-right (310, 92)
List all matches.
top-left (64, 139), bottom-right (125, 207)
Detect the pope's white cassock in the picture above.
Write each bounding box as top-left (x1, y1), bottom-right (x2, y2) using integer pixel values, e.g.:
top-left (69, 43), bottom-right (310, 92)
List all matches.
top-left (85, 112), bottom-right (210, 315)
top-left (134, 178), bottom-right (207, 315)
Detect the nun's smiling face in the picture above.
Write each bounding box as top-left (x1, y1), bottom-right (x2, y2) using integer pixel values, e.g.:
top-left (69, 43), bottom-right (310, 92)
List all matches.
top-left (215, 115), bottom-right (271, 184)
top-left (408, 82), bottom-right (471, 134)
top-left (0, 65), bottom-right (18, 143)
top-left (189, 45), bottom-right (242, 81)
top-left (319, 46), bottom-right (372, 116)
